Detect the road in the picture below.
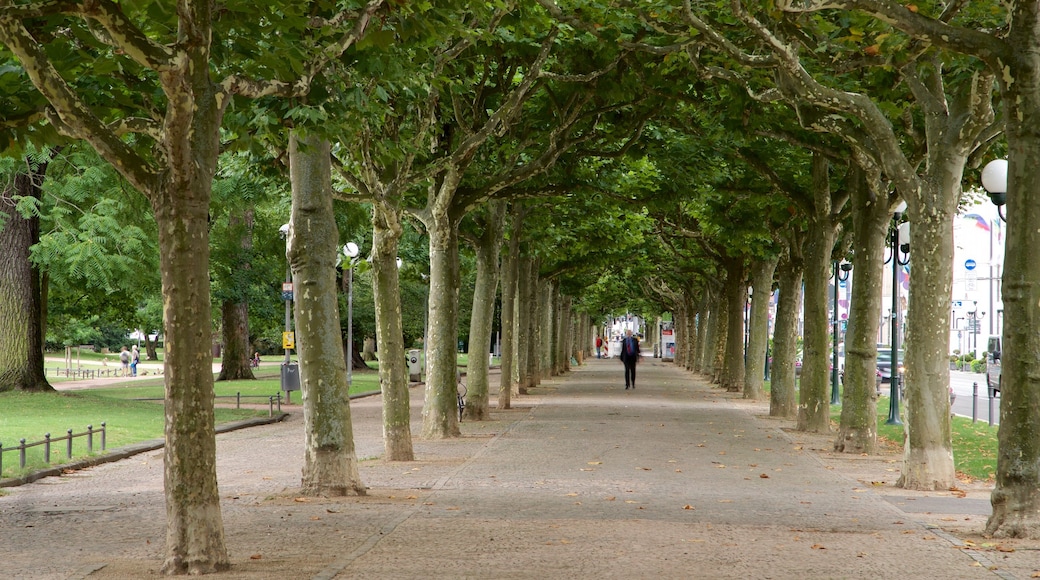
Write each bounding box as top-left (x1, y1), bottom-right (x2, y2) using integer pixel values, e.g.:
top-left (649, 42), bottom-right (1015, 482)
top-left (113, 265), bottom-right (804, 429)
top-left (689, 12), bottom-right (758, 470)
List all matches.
top-left (949, 370), bottom-right (1000, 425)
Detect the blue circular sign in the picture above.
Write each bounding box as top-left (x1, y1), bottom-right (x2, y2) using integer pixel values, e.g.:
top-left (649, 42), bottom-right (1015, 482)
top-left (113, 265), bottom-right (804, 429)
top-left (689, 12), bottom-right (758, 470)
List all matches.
top-left (965, 259), bottom-right (977, 271)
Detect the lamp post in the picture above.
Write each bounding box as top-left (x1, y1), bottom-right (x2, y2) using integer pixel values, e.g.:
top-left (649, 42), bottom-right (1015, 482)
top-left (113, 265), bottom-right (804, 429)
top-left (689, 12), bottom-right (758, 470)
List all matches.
top-left (832, 259), bottom-right (852, 404)
top-left (279, 223), bottom-right (292, 365)
top-left (885, 203), bottom-right (910, 425)
top-left (981, 159), bottom-right (1008, 223)
top-left (342, 242), bottom-right (360, 388)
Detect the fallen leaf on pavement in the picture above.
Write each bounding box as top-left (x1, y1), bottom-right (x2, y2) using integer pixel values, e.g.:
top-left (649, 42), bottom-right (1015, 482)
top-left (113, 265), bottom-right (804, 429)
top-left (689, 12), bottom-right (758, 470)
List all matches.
top-left (811, 544), bottom-right (826, 550)
top-left (683, 505), bottom-right (694, 510)
top-left (760, 474), bottom-right (770, 479)
top-left (250, 554), bottom-right (263, 560)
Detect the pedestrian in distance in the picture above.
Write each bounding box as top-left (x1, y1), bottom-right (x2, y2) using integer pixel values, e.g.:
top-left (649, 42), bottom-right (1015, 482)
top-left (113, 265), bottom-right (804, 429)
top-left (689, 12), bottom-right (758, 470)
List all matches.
top-left (130, 345), bottom-right (140, 377)
top-left (620, 329), bottom-right (641, 389)
top-left (595, 336), bottom-right (603, 359)
top-left (119, 346), bottom-right (130, 377)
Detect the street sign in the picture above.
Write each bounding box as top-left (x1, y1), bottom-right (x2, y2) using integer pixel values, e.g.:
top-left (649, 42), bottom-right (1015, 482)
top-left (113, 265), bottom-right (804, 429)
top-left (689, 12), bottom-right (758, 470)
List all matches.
top-left (282, 331), bottom-right (295, 350)
top-left (965, 259), bottom-right (977, 270)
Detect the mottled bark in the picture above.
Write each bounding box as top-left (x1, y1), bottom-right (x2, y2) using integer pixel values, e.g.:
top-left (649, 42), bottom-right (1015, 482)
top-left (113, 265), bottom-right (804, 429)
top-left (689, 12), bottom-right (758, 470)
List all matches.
top-left (516, 256), bottom-right (532, 395)
top-left (771, 251), bottom-right (803, 419)
top-left (372, 200), bottom-right (414, 461)
top-left (0, 156), bottom-right (54, 393)
top-left (835, 165), bottom-right (887, 454)
top-left (798, 156), bottom-right (841, 433)
top-left (498, 210), bottom-right (522, 409)
top-left (419, 177), bottom-right (463, 439)
top-left (464, 201), bottom-right (505, 421)
top-left (288, 133), bottom-right (365, 496)
top-left (721, 258), bottom-right (747, 392)
top-left (216, 300), bottom-right (255, 381)
top-left (744, 257), bottom-right (778, 400)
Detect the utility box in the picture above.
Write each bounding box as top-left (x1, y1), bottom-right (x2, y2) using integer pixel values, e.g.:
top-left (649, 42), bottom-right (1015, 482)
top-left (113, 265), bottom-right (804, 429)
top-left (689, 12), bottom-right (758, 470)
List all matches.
top-left (407, 349), bottom-right (422, 383)
top-left (280, 362), bottom-right (300, 392)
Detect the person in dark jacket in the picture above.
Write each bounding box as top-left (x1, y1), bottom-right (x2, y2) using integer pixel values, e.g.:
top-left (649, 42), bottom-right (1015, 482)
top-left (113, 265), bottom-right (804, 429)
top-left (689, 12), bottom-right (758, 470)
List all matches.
top-left (619, 329), bottom-right (641, 389)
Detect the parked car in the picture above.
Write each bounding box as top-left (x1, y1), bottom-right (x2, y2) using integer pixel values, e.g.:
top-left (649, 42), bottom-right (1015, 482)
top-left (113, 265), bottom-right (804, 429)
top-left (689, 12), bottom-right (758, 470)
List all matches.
top-left (876, 348), bottom-right (903, 381)
top-left (986, 336), bottom-right (1002, 398)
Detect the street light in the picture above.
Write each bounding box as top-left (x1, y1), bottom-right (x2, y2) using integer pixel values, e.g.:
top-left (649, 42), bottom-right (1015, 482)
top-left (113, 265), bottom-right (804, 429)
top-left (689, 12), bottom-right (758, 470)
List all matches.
top-left (885, 203), bottom-right (910, 425)
top-left (342, 242), bottom-right (360, 388)
top-left (832, 259), bottom-right (852, 404)
top-left (981, 159), bottom-right (1008, 222)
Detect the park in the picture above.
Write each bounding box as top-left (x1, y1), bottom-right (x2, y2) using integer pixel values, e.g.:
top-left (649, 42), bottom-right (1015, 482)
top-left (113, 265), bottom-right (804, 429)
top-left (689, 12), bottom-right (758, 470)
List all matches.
top-left (3, 1), bottom-right (1040, 576)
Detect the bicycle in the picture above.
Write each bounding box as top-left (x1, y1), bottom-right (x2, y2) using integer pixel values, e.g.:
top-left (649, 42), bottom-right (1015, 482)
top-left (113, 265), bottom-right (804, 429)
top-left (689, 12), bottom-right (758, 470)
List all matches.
top-left (457, 375), bottom-right (467, 423)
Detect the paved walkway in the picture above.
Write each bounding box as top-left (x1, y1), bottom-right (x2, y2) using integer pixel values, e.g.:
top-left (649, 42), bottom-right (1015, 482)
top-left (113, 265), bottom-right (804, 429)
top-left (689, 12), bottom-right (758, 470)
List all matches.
top-left (0, 359), bottom-right (1029, 579)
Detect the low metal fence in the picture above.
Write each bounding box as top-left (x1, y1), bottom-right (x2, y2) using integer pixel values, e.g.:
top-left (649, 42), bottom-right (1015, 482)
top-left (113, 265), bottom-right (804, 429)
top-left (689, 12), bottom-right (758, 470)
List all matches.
top-left (46, 367), bottom-right (125, 379)
top-left (132, 393), bottom-right (283, 416)
top-left (1, 423), bottom-right (107, 476)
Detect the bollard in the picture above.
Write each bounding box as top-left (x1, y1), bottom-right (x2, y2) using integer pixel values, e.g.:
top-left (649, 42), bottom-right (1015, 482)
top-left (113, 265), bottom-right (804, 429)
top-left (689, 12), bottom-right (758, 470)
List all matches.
top-left (277, 393), bottom-right (282, 412)
top-left (268, 396), bottom-right (275, 417)
top-left (87, 425), bottom-right (94, 453)
top-left (989, 393), bottom-right (997, 427)
top-left (66, 429), bottom-right (73, 459)
top-left (101, 422), bottom-right (106, 451)
top-left (44, 433), bottom-right (51, 463)
top-left (19, 438), bottom-right (27, 469)
top-left (972, 382), bottom-right (978, 423)
top-left (236, 392), bottom-right (241, 409)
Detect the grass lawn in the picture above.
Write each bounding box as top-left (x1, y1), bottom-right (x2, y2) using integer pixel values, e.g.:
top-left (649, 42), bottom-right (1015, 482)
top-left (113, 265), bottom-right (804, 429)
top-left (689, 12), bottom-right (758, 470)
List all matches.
top-left (0, 366), bottom-right (384, 481)
top-left (0, 391), bottom-right (262, 481)
top-left (839, 396), bottom-right (998, 482)
top-left (766, 380), bottom-right (998, 482)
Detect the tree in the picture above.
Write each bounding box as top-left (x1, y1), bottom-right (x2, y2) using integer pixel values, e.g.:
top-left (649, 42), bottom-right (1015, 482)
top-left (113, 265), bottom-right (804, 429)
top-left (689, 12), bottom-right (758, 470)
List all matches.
top-left (0, 1), bottom-right (383, 571)
top-left (288, 132), bottom-right (365, 496)
top-left (0, 149), bottom-right (54, 392)
top-left (777, 0), bottom-right (1040, 543)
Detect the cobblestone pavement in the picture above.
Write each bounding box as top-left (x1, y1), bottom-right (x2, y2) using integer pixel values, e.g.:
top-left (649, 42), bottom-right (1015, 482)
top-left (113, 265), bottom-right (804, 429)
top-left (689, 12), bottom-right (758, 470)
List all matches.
top-left (1, 359), bottom-right (1036, 579)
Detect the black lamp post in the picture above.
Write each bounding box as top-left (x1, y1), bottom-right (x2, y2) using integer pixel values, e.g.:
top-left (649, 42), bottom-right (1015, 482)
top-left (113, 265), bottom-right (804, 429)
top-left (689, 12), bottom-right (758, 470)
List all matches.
top-left (832, 259), bottom-right (852, 404)
top-left (886, 203), bottom-right (910, 425)
top-left (966, 301), bottom-right (985, 359)
top-left (981, 159), bottom-right (1008, 223)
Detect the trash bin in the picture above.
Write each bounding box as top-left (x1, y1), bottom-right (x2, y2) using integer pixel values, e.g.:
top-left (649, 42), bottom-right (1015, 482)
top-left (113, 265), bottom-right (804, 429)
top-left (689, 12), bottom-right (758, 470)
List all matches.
top-left (407, 349), bottom-right (422, 383)
top-left (280, 362), bottom-right (300, 392)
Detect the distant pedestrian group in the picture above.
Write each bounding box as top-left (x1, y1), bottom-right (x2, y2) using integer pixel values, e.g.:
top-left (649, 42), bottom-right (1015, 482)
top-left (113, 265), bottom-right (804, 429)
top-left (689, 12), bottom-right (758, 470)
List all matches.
top-left (120, 345), bottom-right (140, 377)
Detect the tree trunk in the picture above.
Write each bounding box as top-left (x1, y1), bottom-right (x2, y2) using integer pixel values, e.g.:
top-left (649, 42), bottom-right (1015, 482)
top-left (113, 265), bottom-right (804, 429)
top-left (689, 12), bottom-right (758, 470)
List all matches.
top-left (217, 207), bottom-right (256, 381)
top-left (721, 258), bottom-right (747, 392)
top-left (155, 184), bottom-right (228, 575)
top-left (987, 6), bottom-right (1040, 537)
top-left (464, 201), bottom-right (505, 421)
top-left (835, 165), bottom-right (887, 454)
top-left (745, 256), bottom-right (778, 400)
top-left (288, 133), bottom-right (365, 496)
top-left (516, 256), bottom-right (532, 395)
top-left (498, 210), bottom-right (522, 410)
top-left (372, 200), bottom-right (414, 461)
top-left (798, 156), bottom-right (840, 433)
top-left (771, 250), bottom-right (803, 419)
top-left (0, 154), bottom-right (54, 393)
top-left (217, 299), bottom-right (255, 381)
top-left (420, 182), bottom-right (463, 439)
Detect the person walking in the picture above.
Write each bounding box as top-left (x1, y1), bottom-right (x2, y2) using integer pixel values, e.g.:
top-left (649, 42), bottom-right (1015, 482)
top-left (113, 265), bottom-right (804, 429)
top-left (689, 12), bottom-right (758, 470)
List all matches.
top-left (619, 329), bottom-right (641, 389)
top-left (119, 346), bottom-right (130, 377)
top-left (130, 345), bottom-right (140, 377)
top-left (595, 336), bottom-right (603, 359)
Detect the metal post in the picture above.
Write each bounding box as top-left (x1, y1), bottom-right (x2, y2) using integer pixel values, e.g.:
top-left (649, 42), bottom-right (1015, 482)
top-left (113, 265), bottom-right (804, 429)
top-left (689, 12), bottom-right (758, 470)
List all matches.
top-left (20, 439), bottom-right (26, 469)
top-left (347, 264), bottom-right (354, 388)
top-left (989, 392), bottom-right (996, 426)
top-left (66, 429), bottom-right (73, 459)
top-left (831, 262), bottom-right (840, 405)
top-left (972, 382), bottom-right (978, 423)
top-left (101, 422), bottom-right (106, 451)
top-left (284, 262), bottom-right (292, 365)
top-left (44, 433), bottom-right (51, 464)
top-left (87, 425), bottom-right (94, 453)
top-left (886, 221), bottom-right (903, 425)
